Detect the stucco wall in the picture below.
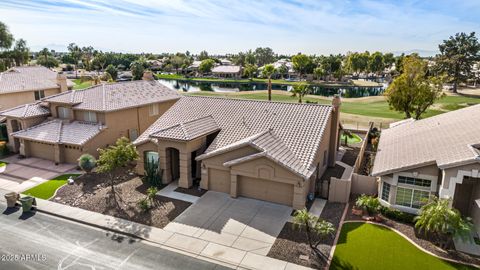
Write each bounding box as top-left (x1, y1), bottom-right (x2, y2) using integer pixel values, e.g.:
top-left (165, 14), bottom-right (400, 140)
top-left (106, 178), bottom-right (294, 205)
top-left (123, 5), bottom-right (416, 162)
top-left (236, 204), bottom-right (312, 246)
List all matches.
top-left (0, 88), bottom-right (59, 111)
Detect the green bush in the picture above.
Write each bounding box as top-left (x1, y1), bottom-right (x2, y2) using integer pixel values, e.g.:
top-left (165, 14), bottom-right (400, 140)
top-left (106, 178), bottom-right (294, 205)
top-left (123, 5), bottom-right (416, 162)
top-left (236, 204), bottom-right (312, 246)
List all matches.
top-left (356, 194), bottom-right (380, 215)
top-left (78, 154), bottom-right (96, 173)
top-left (137, 198), bottom-right (150, 212)
top-left (0, 141), bottom-right (9, 157)
top-left (379, 206), bottom-right (415, 224)
top-left (143, 157), bottom-right (163, 187)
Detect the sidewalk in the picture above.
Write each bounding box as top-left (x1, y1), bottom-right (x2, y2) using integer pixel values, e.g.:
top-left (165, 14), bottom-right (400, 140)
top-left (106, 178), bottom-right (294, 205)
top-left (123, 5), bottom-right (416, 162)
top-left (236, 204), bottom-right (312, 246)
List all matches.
top-left (0, 188), bottom-right (312, 270)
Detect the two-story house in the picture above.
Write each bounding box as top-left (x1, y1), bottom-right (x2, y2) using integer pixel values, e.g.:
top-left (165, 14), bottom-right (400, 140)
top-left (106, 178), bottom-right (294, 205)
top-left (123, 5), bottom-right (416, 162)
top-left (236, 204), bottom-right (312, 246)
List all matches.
top-left (0, 79), bottom-right (180, 164)
top-left (0, 66), bottom-right (73, 114)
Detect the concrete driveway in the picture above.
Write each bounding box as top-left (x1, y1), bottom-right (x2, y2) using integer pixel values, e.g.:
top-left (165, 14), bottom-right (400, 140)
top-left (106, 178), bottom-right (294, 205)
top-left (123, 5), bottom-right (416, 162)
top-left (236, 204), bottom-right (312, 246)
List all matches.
top-left (164, 191), bottom-right (292, 256)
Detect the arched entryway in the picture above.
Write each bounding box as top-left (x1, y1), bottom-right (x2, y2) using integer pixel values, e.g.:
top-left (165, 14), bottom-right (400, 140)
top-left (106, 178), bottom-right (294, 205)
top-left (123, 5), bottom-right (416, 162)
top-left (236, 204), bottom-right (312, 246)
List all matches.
top-left (166, 147), bottom-right (180, 181)
top-left (10, 119), bottom-right (22, 152)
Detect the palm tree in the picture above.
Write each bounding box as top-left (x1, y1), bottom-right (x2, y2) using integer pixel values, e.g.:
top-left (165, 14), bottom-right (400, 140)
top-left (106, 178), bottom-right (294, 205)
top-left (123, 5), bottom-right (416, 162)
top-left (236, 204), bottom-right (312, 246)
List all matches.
top-left (262, 64), bottom-right (276, 101)
top-left (415, 196), bottom-right (473, 249)
top-left (40, 47), bottom-right (50, 63)
top-left (291, 84), bottom-right (310, 103)
top-left (293, 209), bottom-right (335, 261)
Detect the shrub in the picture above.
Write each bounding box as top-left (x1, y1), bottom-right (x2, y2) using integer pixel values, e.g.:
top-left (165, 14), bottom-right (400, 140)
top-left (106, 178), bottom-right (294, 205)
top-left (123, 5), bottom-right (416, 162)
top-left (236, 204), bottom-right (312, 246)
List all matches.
top-left (379, 206), bottom-right (415, 224)
top-left (355, 194), bottom-right (380, 216)
top-left (137, 198), bottom-right (150, 212)
top-left (78, 154), bottom-right (96, 173)
top-left (147, 186), bottom-right (158, 203)
top-left (143, 157), bottom-right (163, 188)
top-left (0, 141), bottom-right (9, 157)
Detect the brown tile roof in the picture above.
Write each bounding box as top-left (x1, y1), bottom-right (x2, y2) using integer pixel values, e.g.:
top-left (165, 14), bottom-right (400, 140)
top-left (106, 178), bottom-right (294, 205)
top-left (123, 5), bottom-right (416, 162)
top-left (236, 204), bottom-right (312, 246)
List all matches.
top-left (43, 80), bottom-right (180, 112)
top-left (0, 102), bottom-right (50, 119)
top-left (135, 96), bottom-right (332, 178)
top-left (150, 115), bottom-right (220, 141)
top-left (212, 65), bottom-right (242, 74)
top-left (372, 104), bottom-right (480, 176)
top-left (0, 66), bottom-right (72, 94)
top-left (12, 119), bottom-right (105, 146)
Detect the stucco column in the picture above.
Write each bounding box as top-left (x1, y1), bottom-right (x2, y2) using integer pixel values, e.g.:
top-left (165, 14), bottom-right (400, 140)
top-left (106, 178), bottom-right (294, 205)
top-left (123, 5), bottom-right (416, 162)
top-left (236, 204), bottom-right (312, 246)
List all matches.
top-left (230, 173), bottom-right (238, 198)
top-left (178, 151), bottom-right (192, 188)
top-left (54, 144), bottom-right (61, 164)
top-left (200, 163), bottom-right (209, 190)
top-left (293, 182), bottom-right (306, 210)
top-left (160, 147), bottom-right (171, 184)
top-left (19, 139), bottom-right (26, 157)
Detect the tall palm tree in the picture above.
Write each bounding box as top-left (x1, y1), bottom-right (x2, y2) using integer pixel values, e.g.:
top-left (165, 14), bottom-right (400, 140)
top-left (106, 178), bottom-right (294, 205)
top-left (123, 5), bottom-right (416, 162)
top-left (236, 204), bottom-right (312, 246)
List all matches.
top-left (262, 64), bottom-right (276, 101)
top-left (291, 84), bottom-right (310, 103)
top-left (415, 196), bottom-right (473, 249)
top-left (40, 48), bottom-right (50, 63)
top-left (293, 209), bottom-right (335, 261)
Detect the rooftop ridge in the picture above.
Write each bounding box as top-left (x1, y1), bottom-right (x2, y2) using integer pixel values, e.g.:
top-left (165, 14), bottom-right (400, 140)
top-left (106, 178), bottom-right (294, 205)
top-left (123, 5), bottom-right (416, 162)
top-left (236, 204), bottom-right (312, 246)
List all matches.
top-left (56, 120), bottom-right (64, 143)
top-left (184, 95), bottom-right (334, 108)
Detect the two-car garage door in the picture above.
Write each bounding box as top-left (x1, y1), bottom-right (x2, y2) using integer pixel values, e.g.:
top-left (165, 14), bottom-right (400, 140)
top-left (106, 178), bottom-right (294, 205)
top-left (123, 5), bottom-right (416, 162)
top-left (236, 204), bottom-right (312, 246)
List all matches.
top-left (28, 141), bottom-right (55, 161)
top-left (238, 176), bottom-right (294, 206)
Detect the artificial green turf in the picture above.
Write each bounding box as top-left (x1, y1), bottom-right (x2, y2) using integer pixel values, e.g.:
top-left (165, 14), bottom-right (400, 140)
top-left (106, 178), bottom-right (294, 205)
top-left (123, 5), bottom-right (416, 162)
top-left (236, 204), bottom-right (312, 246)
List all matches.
top-left (341, 133), bottom-right (362, 144)
top-left (330, 222), bottom-right (477, 270)
top-left (22, 174), bottom-right (81, 200)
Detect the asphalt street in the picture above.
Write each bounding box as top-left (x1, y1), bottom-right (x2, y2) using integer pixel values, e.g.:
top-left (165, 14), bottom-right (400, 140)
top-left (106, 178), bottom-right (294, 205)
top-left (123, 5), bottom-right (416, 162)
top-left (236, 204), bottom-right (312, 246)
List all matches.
top-left (0, 201), bottom-right (232, 270)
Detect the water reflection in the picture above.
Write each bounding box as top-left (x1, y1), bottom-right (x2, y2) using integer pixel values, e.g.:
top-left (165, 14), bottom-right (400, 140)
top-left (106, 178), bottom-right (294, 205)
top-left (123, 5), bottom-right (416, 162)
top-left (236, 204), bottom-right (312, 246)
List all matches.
top-left (158, 79), bottom-right (385, 98)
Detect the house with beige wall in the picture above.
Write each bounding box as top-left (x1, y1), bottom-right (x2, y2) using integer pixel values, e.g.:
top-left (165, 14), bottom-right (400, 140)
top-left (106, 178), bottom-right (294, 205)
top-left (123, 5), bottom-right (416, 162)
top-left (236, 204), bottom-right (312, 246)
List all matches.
top-left (372, 104), bottom-right (480, 231)
top-left (134, 95), bottom-right (341, 209)
top-left (0, 66), bottom-right (73, 114)
top-left (0, 80), bottom-right (180, 164)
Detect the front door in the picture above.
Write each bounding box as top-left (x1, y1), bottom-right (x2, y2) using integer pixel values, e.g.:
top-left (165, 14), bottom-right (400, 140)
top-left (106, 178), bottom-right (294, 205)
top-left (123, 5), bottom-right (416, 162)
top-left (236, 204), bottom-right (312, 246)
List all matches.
top-left (453, 179), bottom-right (475, 216)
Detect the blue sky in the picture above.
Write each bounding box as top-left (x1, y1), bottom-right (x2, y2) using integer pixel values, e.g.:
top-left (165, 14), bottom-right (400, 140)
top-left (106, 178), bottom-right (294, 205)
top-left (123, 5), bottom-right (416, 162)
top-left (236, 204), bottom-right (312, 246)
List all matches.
top-left (1, 0), bottom-right (479, 55)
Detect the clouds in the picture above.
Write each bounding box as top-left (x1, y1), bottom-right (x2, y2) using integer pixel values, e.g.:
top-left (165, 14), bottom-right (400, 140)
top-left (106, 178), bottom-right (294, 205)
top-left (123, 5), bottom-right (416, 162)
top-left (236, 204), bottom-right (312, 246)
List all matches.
top-left (0, 0), bottom-right (478, 54)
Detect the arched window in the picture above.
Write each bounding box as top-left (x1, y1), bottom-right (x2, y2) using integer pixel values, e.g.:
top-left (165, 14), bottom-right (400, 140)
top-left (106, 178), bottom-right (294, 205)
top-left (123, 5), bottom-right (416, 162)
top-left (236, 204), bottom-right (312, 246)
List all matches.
top-left (144, 151), bottom-right (159, 169)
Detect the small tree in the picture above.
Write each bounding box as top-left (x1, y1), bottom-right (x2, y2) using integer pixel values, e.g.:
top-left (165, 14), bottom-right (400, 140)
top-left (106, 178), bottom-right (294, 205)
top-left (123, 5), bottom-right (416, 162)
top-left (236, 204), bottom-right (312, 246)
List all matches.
top-left (262, 64), bottom-right (276, 101)
top-left (243, 64), bottom-right (257, 79)
top-left (291, 84), bottom-right (310, 103)
top-left (293, 209), bottom-right (335, 261)
top-left (415, 196), bottom-right (473, 249)
top-left (105, 64), bottom-right (118, 81)
top-left (96, 137), bottom-right (139, 195)
top-left (78, 154), bottom-right (96, 173)
top-left (198, 59), bottom-right (215, 75)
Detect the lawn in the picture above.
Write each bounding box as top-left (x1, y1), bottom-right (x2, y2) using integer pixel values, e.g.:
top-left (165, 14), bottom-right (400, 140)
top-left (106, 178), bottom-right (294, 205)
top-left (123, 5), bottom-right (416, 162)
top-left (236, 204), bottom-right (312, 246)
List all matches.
top-left (186, 91), bottom-right (480, 120)
top-left (341, 133), bottom-right (362, 144)
top-left (72, 79), bottom-right (93, 90)
top-left (22, 174), bottom-right (81, 200)
top-left (330, 222), bottom-right (477, 270)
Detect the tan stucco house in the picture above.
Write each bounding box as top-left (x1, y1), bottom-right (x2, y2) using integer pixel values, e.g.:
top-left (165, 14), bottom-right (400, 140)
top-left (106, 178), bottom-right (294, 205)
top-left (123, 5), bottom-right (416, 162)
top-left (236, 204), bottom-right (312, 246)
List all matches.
top-left (372, 104), bottom-right (480, 229)
top-left (211, 65), bottom-right (243, 79)
top-left (0, 80), bottom-right (180, 164)
top-left (134, 96), bottom-right (341, 209)
top-left (0, 66), bottom-right (74, 113)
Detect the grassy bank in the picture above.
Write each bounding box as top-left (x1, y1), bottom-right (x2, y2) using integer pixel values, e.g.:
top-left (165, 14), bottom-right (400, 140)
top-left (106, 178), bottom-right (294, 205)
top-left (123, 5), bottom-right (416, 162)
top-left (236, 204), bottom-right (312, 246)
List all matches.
top-left (185, 90), bottom-right (480, 121)
top-left (73, 79), bottom-right (94, 90)
top-left (156, 74), bottom-right (381, 87)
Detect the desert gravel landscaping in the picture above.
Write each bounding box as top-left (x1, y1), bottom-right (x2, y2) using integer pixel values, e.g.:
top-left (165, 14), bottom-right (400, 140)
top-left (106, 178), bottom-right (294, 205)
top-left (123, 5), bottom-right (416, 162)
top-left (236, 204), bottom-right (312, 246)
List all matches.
top-left (53, 168), bottom-right (191, 229)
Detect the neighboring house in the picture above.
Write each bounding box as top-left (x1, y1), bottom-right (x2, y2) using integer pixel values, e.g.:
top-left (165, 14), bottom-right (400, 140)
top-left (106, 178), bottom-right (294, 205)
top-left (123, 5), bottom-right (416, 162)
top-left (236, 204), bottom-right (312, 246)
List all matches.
top-left (0, 80), bottom-right (180, 164)
top-left (211, 65), bottom-right (243, 79)
top-left (134, 96), bottom-right (341, 209)
top-left (0, 66), bottom-right (74, 112)
top-left (372, 105), bottom-right (480, 229)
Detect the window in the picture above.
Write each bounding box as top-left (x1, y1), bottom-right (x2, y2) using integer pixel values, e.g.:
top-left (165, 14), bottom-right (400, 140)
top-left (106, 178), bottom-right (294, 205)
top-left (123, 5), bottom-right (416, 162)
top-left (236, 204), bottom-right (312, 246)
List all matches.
top-left (395, 187), bottom-right (429, 209)
top-left (398, 176), bottom-right (431, 187)
top-left (129, 129), bottom-right (139, 141)
top-left (83, 111), bottom-right (97, 122)
top-left (323, 150), bottom-right (328, 166)
top-left (381, 182), bottom-right (390, 201)
top-left (144, 151), bottom-right (159, 169)
top-left (34, 90), bottom-right (45, 100)
top-left (57, 107), bottom-right (70, 119)
top-left (149, 104), bottom-right (159, 116)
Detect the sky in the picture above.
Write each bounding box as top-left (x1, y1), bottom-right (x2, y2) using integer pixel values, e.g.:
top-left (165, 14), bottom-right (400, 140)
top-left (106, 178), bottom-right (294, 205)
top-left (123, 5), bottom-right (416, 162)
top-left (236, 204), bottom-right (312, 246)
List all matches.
top-left (0, 0), bottom-right (479, 55)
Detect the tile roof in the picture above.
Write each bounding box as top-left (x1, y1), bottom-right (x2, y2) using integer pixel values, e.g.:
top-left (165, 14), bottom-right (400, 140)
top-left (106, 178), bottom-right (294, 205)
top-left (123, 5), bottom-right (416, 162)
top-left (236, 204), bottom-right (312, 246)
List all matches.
top-left (43, 80), bottom-right (180, 112)
top-left (135, 96), bottom-right (332, 178)
top-left (12, 119), bottom-right (105, 146)
top-left (372, 104), bottom-right (480, 176)
top-left (0, 66), bottom-right (71, 94)
top-left (150, 115), bottom-right (220, 141)
top-left (212, 65), bottom-right (242, 74)
top-left (0, 102), bottom-right (50, 119)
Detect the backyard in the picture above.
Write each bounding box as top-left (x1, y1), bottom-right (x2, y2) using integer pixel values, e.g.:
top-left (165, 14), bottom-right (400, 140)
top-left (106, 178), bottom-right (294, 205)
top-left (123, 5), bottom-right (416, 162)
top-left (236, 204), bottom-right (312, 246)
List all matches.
top-left (72, 78), bottom-right (94, 90)
top-left (330, 222), bottom-right (478, 270)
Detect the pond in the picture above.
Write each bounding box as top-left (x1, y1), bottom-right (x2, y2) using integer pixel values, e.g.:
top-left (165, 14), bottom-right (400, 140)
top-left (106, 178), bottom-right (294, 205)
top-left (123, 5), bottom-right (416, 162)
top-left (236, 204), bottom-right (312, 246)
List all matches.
top-left (157, 79), bottom-right (386, 98)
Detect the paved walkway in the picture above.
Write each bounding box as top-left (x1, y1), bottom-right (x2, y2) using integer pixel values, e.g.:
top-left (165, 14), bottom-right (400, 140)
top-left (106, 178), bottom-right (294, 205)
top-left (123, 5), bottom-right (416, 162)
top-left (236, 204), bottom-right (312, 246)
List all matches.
top-left (157, 181), bottom-right (199, 203)
top-left (0, 156), bottom-right (79, 193)
top-left (309, 198), bottom-right (327, 217)
top-left (0, 188), bottom-right (312, 270)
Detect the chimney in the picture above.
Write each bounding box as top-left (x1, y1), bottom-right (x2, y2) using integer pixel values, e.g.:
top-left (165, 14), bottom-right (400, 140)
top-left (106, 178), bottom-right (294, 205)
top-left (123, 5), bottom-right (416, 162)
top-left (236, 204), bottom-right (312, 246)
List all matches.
top-left (56, 72), bottom-right (68, 92)
top-left (328, 95), bottom-right (341, 167)
top-left (142, 70), bottom-right (155, 81)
